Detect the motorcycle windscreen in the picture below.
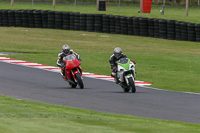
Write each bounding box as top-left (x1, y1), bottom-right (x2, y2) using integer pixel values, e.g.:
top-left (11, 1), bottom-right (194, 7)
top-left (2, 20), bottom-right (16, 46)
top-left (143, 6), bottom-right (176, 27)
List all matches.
top-left (63, 55), bottom-right (81, 69)
top-left (117, 58), bottom-right (130, 70)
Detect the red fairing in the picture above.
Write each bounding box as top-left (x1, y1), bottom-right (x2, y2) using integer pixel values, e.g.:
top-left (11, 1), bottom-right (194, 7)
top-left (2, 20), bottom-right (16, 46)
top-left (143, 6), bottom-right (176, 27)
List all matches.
top-left (63, 58), bottom-right (81, 70)
top-left (63, 56), bottom-right (82, 81)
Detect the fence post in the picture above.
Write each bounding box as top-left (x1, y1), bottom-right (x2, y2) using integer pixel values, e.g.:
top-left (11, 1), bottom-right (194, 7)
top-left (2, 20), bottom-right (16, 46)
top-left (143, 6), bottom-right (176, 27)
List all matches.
top-left (186, 0), bottom-right (188, 16)
top-left (53, 0), bottom-right (56, 8)
top-left (11, 0), bottom-right (14, 7)
top-left (97, 0), bottom-right (99, 10)
top-left (140, 0), bottom-right (143, 13)
top-left (74, 0), bottom-right (76, 10)
top-left (161, 0), bottom-right (166, 15)
top-left (118, 0), bottom-right (120, 11)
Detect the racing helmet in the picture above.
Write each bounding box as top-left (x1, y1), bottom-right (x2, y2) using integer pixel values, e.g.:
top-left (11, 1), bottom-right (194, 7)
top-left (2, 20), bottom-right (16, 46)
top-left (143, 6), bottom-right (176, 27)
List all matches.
top-left (62, 44), bottom-right (70, 54)
top-left (114, 47), bottom-right (122, 59)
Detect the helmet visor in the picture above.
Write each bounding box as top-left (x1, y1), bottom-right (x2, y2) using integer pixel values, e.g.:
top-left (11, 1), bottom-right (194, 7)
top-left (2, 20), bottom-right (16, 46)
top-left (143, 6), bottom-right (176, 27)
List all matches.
top-left (64, 49), bottom-right (69, 54)
top-left (114, 53), bottom-right (121, 58)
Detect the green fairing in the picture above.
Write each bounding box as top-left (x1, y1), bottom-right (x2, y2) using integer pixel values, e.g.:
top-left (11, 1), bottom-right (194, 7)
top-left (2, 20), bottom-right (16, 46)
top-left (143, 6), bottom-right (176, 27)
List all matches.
top-left (118, 60), bottom-right (130, 70)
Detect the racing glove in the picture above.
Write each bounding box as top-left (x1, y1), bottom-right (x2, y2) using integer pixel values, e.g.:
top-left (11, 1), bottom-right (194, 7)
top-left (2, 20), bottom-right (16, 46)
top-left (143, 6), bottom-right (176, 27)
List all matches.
top-left (112, 67), bottom-right (117, 72)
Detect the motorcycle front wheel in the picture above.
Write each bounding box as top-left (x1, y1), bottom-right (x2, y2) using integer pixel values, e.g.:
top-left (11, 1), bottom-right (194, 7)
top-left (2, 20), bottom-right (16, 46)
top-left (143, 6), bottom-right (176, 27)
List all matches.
top-left (128, 77), bottom-right (136, 93)
top-left (75, 73), bottom-right (84, 89)
top-left (123, 87), bottom-right (130, 92)
top-left (69, 82), bottom-right (77, 88)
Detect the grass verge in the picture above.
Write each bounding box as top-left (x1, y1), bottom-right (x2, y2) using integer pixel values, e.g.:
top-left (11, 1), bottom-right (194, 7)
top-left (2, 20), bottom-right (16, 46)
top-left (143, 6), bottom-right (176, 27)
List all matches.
top-left (0, 95), bottom-right (200, 133)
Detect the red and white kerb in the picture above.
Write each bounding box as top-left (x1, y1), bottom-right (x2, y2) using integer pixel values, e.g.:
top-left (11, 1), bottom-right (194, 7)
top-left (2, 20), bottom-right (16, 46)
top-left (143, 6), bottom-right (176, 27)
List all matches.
top-left (0, 56), bottom-right (152, 86)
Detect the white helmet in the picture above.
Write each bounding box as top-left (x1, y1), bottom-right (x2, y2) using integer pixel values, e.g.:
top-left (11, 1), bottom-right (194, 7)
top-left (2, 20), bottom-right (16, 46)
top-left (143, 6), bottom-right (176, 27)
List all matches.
top-left (114, 47), bottom-right (122, 59)
top-left (62, 44), bottom-right (70, 54)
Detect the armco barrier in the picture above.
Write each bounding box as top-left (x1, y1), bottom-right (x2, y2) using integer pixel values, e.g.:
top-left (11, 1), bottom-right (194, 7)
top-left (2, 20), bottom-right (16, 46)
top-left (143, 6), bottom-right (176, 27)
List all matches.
top-left (0, 9), bottom-right (200, 42)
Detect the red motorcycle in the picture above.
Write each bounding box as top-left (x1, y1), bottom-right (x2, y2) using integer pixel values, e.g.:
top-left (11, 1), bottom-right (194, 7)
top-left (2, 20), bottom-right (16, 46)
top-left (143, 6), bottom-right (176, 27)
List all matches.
top-left (62, 54), bottom-right (84, 89)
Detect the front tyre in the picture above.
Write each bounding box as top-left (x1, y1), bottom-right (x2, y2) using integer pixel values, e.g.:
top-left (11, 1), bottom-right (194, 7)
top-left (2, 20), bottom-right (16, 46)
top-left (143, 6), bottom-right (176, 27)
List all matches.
top-left (128, 77), bottom-right (136, 93)
top-left (69, 82), bottom-right (77, 88)
top-left (123, 87), bottom-right (130, 92)
top-left (75, 73), bottom-right (84, 89)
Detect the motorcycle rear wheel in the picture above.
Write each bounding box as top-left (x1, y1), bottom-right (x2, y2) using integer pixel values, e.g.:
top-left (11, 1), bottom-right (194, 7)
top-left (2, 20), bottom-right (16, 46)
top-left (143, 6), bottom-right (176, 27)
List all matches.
top-left (75, 73), bottom-right (84, 89)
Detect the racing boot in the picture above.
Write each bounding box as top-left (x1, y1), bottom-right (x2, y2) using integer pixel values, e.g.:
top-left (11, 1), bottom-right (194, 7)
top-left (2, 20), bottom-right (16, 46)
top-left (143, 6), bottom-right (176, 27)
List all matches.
top-left (60, 69), bottom-right (67, 80)
top-left (114, 77), bottom-right (120, 84)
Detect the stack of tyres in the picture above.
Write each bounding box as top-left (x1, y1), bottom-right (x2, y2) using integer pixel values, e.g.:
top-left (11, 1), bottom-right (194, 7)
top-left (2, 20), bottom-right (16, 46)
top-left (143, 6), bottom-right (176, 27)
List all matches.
top-left (33, 10), bottom-right (42, 28)
top-left (115, 16), bottom-right (121, 34)
top-left (133, 17), bottom-right (140, 36)
top-left (63, 12), bottom-right (70, 30)
top-left (148, 18), bottom-right (154, 37)
top-left (120, 16), bottom-right (128, 35)
top-left (74, 12), bottom-right (80, 30)
top-left (55, 11), bottom-right (63, 29)
top-left (127, 17), bottom-right (134, 35)
top-left (15, 10), bottom-right (22, 27)
top-left (27, 10), bottom-right (35, 28)
top-left (187, 23), bottom-right (196, 41)
top-left (0, 10), bottom-right (3, 26)
top-left (94, 14), bottom-right (103, 32)
top-left (154, 19), bottom-right (159, 38)
top-left (8, 10), bottom-right (15, 27)
top-left (167, 20), bottom-right (176, 40)
top-left (21, 10), bottom-right (29, 27)
top-left (80, 13), bottom-right (87, 31)
top-left (41, 10), bottom-right (48, 28)
top-left (86, 14), bottom-right (94, 32)
top-left (102, 15), bottom-right (110, 33)
top-left (159, 19), bottom-right (167, 39)
top-left (109, 15), bottom-right (116, 34)
top-left (139, 17), bottom-right (148, 37)
top-left (175, 21), bottom-right (181, 40)
top-left (48, 11), bottom-right (55, 29)
top-left (195, 24), bottom-right (200, 42)
top-left (180, 22), bottom-right (188, 41)
top-left (69, 12), bottom-right (75, 30)
top-left (2, 10), bottom-right (9, 27)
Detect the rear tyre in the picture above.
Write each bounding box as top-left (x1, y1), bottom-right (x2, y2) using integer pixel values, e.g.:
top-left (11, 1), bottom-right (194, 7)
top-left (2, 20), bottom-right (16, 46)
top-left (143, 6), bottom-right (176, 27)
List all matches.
top-left (128, 77), bottom-right (136, 93)
top-left (75, 73), bottom-right (84, 89)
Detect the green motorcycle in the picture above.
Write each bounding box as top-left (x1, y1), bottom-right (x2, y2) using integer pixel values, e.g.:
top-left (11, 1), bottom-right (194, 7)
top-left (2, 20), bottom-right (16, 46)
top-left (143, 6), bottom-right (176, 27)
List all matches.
top-left (116, 57), bottom-right (136, 93)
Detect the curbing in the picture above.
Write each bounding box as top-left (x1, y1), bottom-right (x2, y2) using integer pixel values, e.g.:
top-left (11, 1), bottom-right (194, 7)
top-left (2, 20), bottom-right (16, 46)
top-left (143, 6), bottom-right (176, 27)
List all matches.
top-left (0, 56), bottom-right (152, 86)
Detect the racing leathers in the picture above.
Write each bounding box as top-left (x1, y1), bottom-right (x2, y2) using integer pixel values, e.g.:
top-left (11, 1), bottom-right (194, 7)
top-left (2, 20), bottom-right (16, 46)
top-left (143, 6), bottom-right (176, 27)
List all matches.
top-left (109, 53), bottom-right (127, 83)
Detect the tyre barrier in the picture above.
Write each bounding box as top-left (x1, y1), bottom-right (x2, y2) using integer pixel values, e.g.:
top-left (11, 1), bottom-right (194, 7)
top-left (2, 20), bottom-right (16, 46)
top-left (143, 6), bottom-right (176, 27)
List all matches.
top-left (0, 9), bottom-right (200, 42)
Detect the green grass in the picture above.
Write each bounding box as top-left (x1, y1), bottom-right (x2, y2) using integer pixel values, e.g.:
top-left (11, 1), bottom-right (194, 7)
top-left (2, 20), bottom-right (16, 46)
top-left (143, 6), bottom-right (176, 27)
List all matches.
top-left (0, 95), bottom-right (200, 133)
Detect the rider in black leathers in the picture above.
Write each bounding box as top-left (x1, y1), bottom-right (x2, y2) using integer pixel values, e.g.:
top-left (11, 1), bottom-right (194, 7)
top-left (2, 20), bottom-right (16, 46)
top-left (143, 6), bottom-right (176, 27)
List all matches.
top-left (57, 44), bottom-right (81, 78)
top-left (109, 47), bottom-right (127, 83)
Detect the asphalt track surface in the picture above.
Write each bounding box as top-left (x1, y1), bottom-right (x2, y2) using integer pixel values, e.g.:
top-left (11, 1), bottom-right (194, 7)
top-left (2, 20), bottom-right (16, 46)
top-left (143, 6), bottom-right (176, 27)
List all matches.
top-left (0, 62), bottom-right (200, 124)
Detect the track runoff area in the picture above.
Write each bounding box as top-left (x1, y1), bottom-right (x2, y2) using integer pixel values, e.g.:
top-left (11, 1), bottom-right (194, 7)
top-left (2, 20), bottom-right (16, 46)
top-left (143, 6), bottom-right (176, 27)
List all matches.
top-left (0, 56), bottom-right (152, 86)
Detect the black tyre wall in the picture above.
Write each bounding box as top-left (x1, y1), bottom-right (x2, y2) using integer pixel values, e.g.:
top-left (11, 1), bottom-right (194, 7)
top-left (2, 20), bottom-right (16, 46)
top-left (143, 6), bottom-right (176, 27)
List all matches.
top-left (1, 9), bottom-right (200, 42)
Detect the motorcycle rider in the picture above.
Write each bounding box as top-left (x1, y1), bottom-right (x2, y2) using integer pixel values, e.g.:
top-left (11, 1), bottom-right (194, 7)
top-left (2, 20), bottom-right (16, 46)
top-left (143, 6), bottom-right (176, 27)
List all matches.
top-left (109, 47), bottom-right (127, 84)
top-left (57, 44), bottom-right (81, 78)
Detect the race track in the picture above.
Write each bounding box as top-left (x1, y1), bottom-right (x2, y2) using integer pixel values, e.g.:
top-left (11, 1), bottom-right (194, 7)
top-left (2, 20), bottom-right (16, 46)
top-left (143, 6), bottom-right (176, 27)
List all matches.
top-left (0, 61), bottom-right (200, 124)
